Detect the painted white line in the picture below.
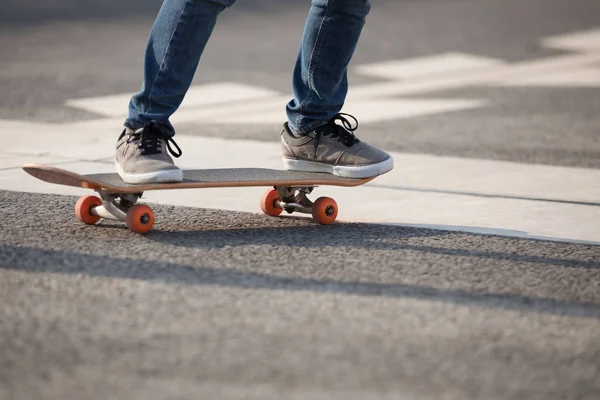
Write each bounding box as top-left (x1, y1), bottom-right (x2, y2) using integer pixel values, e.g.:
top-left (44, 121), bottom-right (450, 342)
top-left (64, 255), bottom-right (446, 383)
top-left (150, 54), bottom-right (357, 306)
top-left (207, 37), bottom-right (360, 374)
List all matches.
top-left (210, 98), bottom-right (487, 125)
top-left (65, 92), bottom-right (488, 126)
top-left (340, 98), bottom-right (486, 124)
top-left (66, 82), bottom-right (280, 117)
top-left (338, 98), bottom-right (486, 125)
top-left (351, 52), bottom-right (600, 98)
top-left (486, 53), bottom-right (600, 85)
top-left (2, 119), bottom-right (600, 245)
top-left (501, 67), bottom-right (600, 87)
top-left (61, 28), bottom-right (600, 126)
top-left (171, 95), bottom-right (290, 125)
top-left (542, 28), bottom-right (600, 52)
top-left (355, 52), bottom-right (505, 80)
top-left (351, 28), bottom-right (600, 97)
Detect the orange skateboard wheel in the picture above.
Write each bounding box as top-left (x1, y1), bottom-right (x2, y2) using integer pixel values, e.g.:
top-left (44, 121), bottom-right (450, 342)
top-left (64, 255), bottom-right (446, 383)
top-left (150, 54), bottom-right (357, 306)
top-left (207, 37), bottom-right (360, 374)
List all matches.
top-left (75, 195), bottom-right (102, 225)
top-left (126, 204), bottom-right (155, 234)
top-left (312, 197), bottom-right (338, 225)
top-left (260, 189), bottom-right (283, 217)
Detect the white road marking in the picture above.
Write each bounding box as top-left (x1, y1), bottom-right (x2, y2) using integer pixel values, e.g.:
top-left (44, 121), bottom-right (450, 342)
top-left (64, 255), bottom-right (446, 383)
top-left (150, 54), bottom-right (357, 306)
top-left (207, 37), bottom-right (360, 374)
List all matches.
top-left (2, 118), bottom-right (600, 245)
top-left (354, 52), bottom-right (506, 80)
top-left (63, 28), bottom-right (600, 126)
top-left (66, 84), bottom-right (488, 126)
top-left (327, 98), bottom-right (486, 125)
top-left (502, 67), bottom-right (600, 87)
top-left (66, 82), bottom-right (280, 117)
top-left (210, 98), bottom-right (487, 125)
top-left (351, 52), bottom-right (600, 98)
top-left (541, 28), bottom-right (600, 52)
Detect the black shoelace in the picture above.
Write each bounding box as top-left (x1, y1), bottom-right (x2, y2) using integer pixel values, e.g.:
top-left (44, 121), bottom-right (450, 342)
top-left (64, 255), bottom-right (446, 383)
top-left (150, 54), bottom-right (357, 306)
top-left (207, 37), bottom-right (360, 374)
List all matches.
top-left (313, 113), bottom-right (360, 158)
top-left (129, 122), bottom-right (182, 158)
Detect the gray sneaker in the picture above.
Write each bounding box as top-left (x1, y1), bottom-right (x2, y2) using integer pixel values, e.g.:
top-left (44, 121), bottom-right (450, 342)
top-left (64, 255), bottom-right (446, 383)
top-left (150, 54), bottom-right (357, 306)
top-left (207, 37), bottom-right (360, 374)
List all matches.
top-left (281, 113), bottom-right (393, 178)
top-left (115, 121), bottom-right (183, 184)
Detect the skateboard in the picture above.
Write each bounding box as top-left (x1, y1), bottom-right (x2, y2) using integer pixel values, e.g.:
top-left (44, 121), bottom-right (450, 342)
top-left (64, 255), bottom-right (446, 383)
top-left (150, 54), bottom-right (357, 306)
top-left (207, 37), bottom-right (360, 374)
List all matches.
top-left (22, 164), bottom-right (375, 234)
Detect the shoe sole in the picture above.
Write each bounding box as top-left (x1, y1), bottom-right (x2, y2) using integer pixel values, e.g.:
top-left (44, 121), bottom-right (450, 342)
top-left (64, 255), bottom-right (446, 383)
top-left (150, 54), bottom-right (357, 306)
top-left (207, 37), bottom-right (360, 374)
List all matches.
top-left (282, 156), bottom-right (393, 178)
top-left (115, 162), bottom-right (183, 184)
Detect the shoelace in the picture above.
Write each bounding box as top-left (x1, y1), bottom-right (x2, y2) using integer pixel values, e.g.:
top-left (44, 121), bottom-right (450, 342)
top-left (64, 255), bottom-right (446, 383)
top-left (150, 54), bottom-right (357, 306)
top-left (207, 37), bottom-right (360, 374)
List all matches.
top-left (129, 122), bottom-right (182, 158)
top-left (313, 113), bottom-right (360, 158)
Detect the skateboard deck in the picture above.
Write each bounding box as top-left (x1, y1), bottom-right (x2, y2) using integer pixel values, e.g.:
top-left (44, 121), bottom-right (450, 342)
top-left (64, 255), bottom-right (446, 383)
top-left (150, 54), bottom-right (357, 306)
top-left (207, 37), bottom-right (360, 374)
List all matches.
top-left (22, 163), bottom-right (375, 233)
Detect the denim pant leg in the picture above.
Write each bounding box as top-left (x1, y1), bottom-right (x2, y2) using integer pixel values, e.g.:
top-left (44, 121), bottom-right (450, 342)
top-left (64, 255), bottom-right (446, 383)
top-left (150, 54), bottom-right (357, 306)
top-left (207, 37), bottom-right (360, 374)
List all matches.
top-left (286, 0), bottom-right (371, 135)
top-left (125, 0), bottom-right (236, 134)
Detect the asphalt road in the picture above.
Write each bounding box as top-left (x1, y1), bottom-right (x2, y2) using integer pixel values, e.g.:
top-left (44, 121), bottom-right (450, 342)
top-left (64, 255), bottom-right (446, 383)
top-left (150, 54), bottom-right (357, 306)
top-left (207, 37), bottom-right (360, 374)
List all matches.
top-left (2, 190), bottom-right (600, 400)
top-left (1, 1), bottom-right (600, 399)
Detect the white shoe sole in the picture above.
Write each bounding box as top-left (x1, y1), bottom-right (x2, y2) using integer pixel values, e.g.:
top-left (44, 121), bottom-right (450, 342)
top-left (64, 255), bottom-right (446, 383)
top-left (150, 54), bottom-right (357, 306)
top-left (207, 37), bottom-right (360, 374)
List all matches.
top-left (115, 162), bottom-right (183, 184)
top-left (282, 156), bottom-right (393, 179)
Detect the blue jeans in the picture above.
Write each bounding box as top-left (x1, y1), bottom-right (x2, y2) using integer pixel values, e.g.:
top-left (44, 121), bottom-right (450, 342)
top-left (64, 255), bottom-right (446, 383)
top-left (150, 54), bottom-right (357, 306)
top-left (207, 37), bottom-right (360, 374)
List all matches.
top-left (125, 0), bottom-right (371, 136)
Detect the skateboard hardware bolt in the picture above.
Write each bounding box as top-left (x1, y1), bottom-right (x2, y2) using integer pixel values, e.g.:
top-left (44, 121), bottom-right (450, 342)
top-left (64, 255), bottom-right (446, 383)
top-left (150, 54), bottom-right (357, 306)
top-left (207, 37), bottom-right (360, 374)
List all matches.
top-left (325, 206), bottom-right (335, 217)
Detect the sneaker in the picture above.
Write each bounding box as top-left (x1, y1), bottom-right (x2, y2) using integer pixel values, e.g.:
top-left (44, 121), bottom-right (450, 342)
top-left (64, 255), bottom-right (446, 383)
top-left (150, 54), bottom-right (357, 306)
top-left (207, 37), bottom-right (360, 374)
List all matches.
top-left (115, 121), bottom-right (183, 184)
top-left (281, 113), bottom-right (393, 178)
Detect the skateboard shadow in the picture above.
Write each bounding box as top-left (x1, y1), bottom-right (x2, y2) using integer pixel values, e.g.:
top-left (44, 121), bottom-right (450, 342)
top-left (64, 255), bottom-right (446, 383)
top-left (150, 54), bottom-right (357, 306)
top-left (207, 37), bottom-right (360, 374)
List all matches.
top-left (144, 220), bottom-right (599, 271)
top-left (2, 241), bottom-right (600, 320)
top-left (1, 189), bottom-right (599, 320)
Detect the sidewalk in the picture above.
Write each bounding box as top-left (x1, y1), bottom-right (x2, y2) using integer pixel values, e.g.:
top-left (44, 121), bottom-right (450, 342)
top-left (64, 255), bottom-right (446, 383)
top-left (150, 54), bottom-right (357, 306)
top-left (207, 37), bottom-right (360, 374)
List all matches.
top-left (2, 117), bottom-right (600, 245)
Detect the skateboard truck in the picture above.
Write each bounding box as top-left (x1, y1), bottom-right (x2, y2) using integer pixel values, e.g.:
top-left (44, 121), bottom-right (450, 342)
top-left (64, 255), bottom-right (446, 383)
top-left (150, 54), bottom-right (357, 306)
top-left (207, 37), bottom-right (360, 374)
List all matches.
top-left (75, 185), bottom-right (339, 234)
top-left (91, 191), bottom-right (141, 221)
top-left (75, 191), bottom-right (155, 234)
top-left (260, 186), bottom-right (338, 225)
top-left (276, 186), bottom-right (314, 214)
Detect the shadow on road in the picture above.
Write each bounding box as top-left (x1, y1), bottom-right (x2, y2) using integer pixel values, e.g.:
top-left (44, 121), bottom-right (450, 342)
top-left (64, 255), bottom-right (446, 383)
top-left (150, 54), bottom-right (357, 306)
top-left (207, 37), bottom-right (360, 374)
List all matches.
top-left (2, 189), bottom-right (599, 319)
top-left (2, 222), bottom-right (599, 319)
top-left (145, 223), bottom-right (600, 269)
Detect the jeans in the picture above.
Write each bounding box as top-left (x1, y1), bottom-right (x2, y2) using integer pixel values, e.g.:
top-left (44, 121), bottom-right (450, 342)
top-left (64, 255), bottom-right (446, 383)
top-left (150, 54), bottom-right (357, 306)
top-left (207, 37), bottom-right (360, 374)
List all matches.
top-left (125, 0), bottom-right (371, 136)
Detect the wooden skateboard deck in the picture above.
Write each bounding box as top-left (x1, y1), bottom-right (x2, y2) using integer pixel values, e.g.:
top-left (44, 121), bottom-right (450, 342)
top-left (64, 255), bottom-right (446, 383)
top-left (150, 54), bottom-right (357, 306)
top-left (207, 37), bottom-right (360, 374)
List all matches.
top-left (22, 164), bottom-right (373, 193)
top-left (22, 163), bottom-right (376, 233)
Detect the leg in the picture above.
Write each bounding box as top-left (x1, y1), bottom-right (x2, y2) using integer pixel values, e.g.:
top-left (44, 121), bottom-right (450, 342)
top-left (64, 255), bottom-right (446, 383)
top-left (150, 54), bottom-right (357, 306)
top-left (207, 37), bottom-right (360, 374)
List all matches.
top-left (281, 0), bottom-right (393, 178)
top-left (125, 0), bottom-right (236, 134)
top-left (116, 0), bottom-right (235, 184)
top-left (286, 0), bottom-right (371, 135)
